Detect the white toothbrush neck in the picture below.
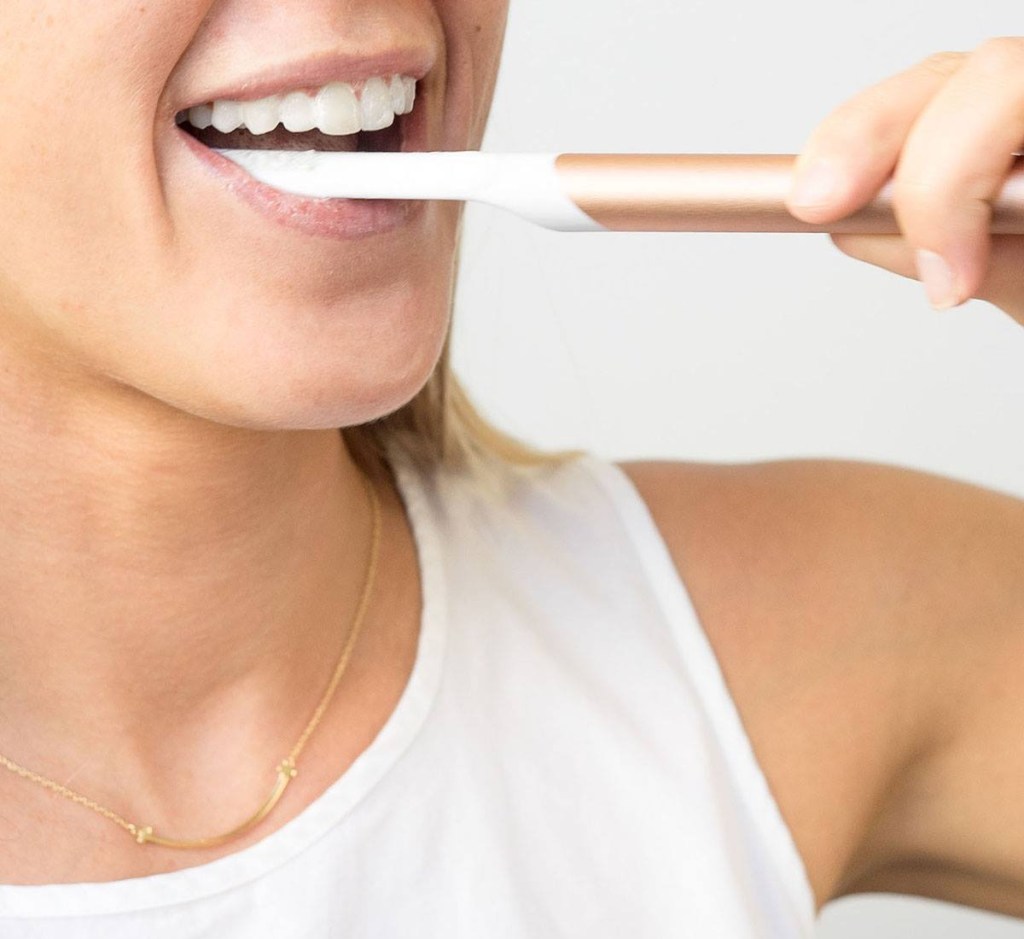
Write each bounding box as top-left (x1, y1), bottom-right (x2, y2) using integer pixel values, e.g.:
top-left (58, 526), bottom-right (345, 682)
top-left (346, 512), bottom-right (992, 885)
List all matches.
top-left (214, 150), bottom-right (604, 232)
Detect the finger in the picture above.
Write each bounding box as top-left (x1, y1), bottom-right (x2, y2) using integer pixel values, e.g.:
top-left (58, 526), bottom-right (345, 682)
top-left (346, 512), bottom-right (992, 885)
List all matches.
top-left (831, 232), bottom-right (1024, 323)
top-left (974, 236), bottom-right (1024, 319)
top-left (891, 38), bottom-right (1024, 310)
top-left (830, 234), bottom-right (924, 282)
top-left (787, 51), bottom-right (968, 224)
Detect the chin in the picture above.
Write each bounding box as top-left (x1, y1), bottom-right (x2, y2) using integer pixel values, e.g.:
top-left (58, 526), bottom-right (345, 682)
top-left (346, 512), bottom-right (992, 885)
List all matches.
top-left (123, 277), bottom-right (453, 433)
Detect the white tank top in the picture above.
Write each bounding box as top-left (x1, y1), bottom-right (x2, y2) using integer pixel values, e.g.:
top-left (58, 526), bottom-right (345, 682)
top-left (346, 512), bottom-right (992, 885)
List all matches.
top-left (0, 445), bottom-right (817, 937)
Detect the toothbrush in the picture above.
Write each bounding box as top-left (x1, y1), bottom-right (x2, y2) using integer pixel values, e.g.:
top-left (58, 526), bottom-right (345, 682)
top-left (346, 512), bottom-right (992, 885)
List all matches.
top-left (215, 150), bottom-right (1024, 234)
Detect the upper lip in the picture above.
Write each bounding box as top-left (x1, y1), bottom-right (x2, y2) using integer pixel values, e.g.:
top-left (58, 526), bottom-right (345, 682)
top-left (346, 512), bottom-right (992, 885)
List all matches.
top-left (177, 47), bottom-right (435, 111)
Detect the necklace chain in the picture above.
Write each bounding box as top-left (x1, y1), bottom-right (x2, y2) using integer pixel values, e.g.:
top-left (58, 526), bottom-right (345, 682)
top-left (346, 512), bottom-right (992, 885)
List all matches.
top-left (0, 468), bottom-right (381, 850)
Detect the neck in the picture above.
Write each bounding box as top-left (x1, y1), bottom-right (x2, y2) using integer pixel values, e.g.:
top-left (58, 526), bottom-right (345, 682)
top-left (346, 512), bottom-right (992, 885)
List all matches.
top-left (0, 343), bottom-right (390, 817)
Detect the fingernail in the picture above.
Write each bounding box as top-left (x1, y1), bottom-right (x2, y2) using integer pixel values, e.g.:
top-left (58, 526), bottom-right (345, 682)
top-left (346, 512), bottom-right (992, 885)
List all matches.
top-left (790, 161), bottom-right (842, 208)
top-left (915, 249), bottom-right (960, 311)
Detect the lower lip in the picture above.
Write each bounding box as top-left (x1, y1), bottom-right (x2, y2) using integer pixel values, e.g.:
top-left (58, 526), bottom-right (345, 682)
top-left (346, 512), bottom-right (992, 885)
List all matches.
top-left (177, 128), bottom-right (423, 241)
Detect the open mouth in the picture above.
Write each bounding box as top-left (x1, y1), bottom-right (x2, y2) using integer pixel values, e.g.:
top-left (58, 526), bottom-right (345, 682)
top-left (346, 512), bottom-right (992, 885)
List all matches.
top-left (174, 74), bottom-right (414, 155)
top-left (179, 117), bottom-right (406, 154)
top-left (172, 73), bottom-right (425, 239)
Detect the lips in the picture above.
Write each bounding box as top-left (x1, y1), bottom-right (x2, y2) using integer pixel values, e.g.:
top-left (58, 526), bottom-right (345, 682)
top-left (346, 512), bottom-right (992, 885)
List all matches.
top-left (177, 126), bottom-right (423, 240)
top-left (172, 58), bottom-right (435, 241)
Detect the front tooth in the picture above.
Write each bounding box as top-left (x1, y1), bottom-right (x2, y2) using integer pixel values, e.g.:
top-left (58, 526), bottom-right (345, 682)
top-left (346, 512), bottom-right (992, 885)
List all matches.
top-left (315, 82), bottom-right (361, 135)
top-left (188, 104), bottom-right (214, 130)
top-left (242, 95), bottom-right (282, 135)
top-left (280, 91), bottom-right (317, 133)
top-left (401, 77), bottom-right (416, 115)
top-left (359, 77), bottom-right (394, 131)
top-left (211, 100), bottom-right (243, 133)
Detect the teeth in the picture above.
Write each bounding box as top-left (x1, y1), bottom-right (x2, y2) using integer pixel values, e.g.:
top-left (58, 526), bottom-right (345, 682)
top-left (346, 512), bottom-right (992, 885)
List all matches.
top-left (316, 82), bottom-right (361, 136)
top-left (358, 77), bottom-right (394, 132)
top-left (211, 100), bottom-right (244, 133)
top-left (280, 91), bottom-right (317, 133)
top-left (388, 75), bottom-right (405, 113)
top-left (183, 73), bottom-right (417, 137)
top-left (188, 103), bottom-right (214, 130)
top-left (242, 95), bottom-right (282, 135)
top-left (402, 76), bottom-right (416, 114)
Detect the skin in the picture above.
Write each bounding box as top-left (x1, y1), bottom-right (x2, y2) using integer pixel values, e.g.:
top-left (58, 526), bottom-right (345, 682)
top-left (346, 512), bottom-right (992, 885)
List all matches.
top-left (0, 0), bottom-right (508, 870)
top-left (626, 40), bottom-right (1024, 917)
top-left (788, 43), bottom-right (1024, 322)
top-left (623, 458), bottom-right (1024, 917)
top-left (1, 1), bottom-right (1023, 918)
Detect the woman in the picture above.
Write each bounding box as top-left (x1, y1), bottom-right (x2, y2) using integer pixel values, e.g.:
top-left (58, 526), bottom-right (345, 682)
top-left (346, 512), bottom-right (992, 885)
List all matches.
top-left (0, 1), bottom-right (1020, 936)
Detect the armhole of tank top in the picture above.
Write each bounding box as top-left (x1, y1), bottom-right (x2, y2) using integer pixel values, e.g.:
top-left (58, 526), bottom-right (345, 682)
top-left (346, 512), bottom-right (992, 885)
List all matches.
top-left (576, 453), bottom-right (818, 932)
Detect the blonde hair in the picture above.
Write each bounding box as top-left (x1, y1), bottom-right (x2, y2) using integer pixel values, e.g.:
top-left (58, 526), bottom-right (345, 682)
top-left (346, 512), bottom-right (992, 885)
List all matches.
top-left (343, 240), bottom-right (586, 496)
top-left (344, 329), bottom-right (586, 498)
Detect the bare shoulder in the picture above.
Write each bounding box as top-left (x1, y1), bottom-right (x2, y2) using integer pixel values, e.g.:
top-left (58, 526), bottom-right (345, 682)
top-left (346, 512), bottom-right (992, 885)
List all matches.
top-left (616, 457), bottom-right (1024, 918)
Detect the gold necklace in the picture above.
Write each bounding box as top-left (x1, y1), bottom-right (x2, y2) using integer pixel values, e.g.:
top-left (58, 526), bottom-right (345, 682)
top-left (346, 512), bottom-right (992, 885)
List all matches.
top-left (0, 468), bottom-right (381, 850)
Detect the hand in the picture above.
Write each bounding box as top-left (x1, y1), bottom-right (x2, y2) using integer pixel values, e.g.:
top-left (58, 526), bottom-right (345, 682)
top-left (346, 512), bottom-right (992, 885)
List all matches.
top-left (785, 39), bottom-right (1024, 327)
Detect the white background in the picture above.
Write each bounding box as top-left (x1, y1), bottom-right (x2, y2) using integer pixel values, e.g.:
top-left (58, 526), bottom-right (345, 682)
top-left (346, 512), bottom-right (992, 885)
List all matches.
top-left (451, 1), bottom-right (1024, 935)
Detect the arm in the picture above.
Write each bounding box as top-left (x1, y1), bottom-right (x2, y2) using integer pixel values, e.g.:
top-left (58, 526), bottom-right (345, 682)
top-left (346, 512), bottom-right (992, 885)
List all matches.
top-left (621, 457), bottom-right (1024, 915)
top-left (625, 38), bottom-right (1024, 914)
top-left (777, 37), bottom-right (1024, 909)
top-left (832, 467), bottom-right (1024, 918)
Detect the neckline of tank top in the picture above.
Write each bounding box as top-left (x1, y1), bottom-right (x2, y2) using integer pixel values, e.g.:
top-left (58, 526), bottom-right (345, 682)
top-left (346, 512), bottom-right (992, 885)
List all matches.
top-left (0, 441), bottom-right (449, 919)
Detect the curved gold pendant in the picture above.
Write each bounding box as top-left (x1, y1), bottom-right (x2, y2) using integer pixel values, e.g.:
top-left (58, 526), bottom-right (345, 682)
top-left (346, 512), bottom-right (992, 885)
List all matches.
top-left (128, 758), bottom-right (299, 849)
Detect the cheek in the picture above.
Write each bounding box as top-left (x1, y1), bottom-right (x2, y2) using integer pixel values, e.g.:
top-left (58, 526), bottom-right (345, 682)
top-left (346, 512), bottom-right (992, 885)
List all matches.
top-left (435, 0), bottom-right (509, 146)
top-left (0, 1), bottom-right (212, 328)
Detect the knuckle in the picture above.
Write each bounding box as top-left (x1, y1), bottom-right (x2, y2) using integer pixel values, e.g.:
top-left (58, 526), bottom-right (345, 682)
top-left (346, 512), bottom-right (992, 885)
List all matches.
top-left (889, 179), bottom-right (991, 242)
top-left (844, 98), bottom-right (907, 151)
top-left (810, 100), bottom-right (901, 163)
top-left (917, 50), bottom-right (967, 78)
top-left (892, 175), bottom-right (949, 222)
top-left (896, 162), bottom-right (1001, 211)
top-left (972, 37), bottom-right (1024, 74)
top-left (893, 172), bottom-right (943, 198)
top-left (805, 113), bottom-right (857, 154)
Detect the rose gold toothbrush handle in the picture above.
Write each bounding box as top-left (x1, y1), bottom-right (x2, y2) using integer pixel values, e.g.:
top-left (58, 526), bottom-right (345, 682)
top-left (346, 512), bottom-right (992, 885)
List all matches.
top-left (556, 153), bottom-right (1024, 233)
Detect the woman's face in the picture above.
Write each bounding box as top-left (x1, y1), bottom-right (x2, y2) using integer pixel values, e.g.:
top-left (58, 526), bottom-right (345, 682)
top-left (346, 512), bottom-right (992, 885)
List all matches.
top-left (0, 0), bottom-right (508, 430)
